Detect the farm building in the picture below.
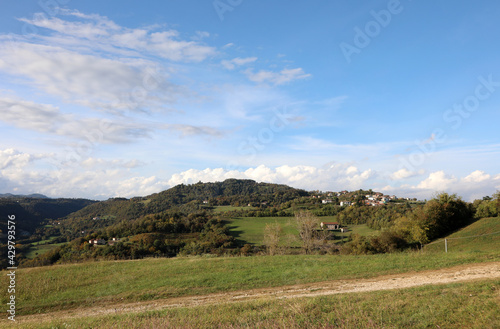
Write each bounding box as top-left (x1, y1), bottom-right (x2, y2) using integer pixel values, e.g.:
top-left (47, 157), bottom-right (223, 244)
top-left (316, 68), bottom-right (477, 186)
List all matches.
top-left (88, 239), bottom-right (106, 245)
top-left (320, 222), bottom-right (341, 230)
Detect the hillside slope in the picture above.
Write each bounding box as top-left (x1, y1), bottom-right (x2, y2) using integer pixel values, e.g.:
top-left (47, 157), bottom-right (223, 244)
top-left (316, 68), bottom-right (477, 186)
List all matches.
top-left (425, 217), bottom-right (500, 253)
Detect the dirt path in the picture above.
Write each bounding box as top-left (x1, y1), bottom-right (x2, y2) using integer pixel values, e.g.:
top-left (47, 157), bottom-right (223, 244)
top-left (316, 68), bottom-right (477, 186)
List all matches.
top-left (16, 262), bottom-right (500, 324)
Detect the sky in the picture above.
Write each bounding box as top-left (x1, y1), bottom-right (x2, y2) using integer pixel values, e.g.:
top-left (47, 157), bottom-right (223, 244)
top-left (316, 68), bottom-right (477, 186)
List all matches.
top-left (0, 0), bottom-right (499, 201)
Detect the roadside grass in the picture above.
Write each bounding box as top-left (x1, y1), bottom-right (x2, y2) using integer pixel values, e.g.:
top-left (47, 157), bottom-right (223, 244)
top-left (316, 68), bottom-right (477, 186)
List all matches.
top-left (2, 248), bottom-right (499, 316)
top-left (226, 216), bottom-right (377, 246)
top-left (12, 279), bottom-right (500, 329)
top-left (425, 217), bottom-right (500, 253)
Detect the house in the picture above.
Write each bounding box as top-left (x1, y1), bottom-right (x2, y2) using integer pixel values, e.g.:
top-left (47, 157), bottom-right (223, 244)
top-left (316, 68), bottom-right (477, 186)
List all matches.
top-left (322, 199), bottom-right (333, 204)
top-left (340, 201), bottom-right (352, 207)
top-left (202, 200), bottom-right (209, 204)
top-left (320, 222), bottom-right (341, 230)
top-left (88, 239), bottom-right (106, 245)
top-left (108, 237), bottom-right (120, 245)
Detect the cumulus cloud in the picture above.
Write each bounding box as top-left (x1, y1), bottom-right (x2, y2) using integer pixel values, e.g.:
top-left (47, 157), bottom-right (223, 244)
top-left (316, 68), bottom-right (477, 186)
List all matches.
top-left (244, 67), bottom-right (311, 85)
top-left (462, 170), bottom-right (491, 183)
top-left (390, 168), bottom-right (424, 180)
top-left (0, 148), bottom-right (167, 199)
top-left (0, 149), bottom-right (46, 170)
top-left (382, 170), bottom-right (500, 201)
top-left (167, 163), bottom-right (376, 192)
top-left (417, 171), bottom-right (458, 190)
top-left (2, 149), bottom-right (499, 201)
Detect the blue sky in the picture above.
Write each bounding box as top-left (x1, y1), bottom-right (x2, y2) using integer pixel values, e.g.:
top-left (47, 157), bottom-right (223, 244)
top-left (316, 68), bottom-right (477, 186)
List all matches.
top-left (1, 0), bottom-right (499, 200)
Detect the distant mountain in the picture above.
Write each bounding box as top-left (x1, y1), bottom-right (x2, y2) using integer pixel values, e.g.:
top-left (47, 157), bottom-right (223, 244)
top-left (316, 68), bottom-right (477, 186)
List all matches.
top-left (0, 193), bottom-right (49, 199)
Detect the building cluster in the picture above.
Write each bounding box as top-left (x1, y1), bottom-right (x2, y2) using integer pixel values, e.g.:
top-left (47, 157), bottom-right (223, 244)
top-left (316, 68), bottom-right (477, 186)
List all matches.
top-left (312, 190), bottom-right (403, 207)
top-left (88, 237), bottom-right (120, 246)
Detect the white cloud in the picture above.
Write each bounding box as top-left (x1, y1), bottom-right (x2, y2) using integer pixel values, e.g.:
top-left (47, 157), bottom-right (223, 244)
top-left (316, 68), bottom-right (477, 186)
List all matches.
top-left (0, 149), bottom-right (45, 170)
top-left (417, 171), bottom-right (458, 190)
top-left (383, 170), bottom-right (500, 201)
top-left (164, 124), bottom-right (226, 138)
top-left (390, 168), bottom-right (424, 180)
top-left (1, 148), bottom-right (499, 201)
top-left (0, 148), bottom-right (167, 199)
top-left (221, 57), bottom-right (257, 70)
top-left (167, 163), bottom-right (376, 192)
top-left (462, 170), bottom-right (491, 183)
top-left (18, 10), bottom-right (216, 62)
top-left (0, 42), bottom-right (181, 113)
top-left (244, 67), bottom-right (311, 85)
top-left (0, 96), bottom-right (154, 143)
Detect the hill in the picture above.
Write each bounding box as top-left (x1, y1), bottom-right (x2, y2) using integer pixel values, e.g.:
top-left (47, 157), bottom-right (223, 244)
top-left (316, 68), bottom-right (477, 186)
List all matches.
top-left (425, 217), bottom-right (500, 253)
top-left (55, 179), bottom-right (310, 240)
top-left (67, 178), bottom-right (310, 221)
top-left (0, 197), bottom-right (97, 235)
top-left (0, 193), bottom-right (49, 199)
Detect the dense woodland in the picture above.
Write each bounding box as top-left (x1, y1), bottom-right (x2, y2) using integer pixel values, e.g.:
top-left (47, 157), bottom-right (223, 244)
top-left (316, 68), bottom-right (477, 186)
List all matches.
top-left (1, 179), bottom-right (498, 268)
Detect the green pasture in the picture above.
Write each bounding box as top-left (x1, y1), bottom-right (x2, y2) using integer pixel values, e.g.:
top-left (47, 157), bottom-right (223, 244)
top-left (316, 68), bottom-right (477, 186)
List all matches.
top-left (225, 216), bottom-right (377, 246)
top-left (425, 217), bottom-right (500, 253)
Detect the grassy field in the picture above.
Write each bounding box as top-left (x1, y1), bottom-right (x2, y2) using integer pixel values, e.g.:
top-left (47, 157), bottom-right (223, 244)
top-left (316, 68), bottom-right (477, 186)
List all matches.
top-left (225, 216), bottom-right (377, 246)
top-left (213, 205), bottom-right (257, 213)
top-left (24, 242), bottom-right (66, 259)
top-left (425, 217), bottom-right (500, 253)
top-left (18, 279), bottom-right (500, 328)
top-left (2, 247), bottom-right (499, 317)
top-left (2, 217), bottom-right (498, 327)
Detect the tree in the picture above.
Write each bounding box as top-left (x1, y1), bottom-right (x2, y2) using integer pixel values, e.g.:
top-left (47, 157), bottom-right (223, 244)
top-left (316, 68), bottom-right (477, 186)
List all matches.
top-left (295, 211), bottom-right (318, 254)
top-left (263, 222), bottom-right (283, 255)
top-left (391, 216), bottom-right (429, 247)
top-left (416, 193), bottom-right (472, 240)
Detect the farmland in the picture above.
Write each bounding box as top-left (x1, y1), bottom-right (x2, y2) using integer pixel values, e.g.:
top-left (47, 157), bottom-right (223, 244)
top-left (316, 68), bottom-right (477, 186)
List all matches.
top-left (225, 216), bottom-right (377, 246)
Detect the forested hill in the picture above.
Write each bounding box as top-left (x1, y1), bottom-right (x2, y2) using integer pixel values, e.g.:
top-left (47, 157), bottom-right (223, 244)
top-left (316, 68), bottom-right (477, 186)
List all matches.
top-left (65, 179), bottom-right (310, 222)
top-left (0, 198), bottom-right (97, 234)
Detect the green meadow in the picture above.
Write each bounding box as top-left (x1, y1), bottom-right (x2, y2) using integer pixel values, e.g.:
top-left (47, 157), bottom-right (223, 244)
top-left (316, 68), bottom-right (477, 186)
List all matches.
top-left (424, 216), bottom-right (500, 253)
top-left (1, 217), bottom-right (498, 328)
top-left (225, 216), bottom-right (377, 246)
top-left (2, 248), bottom-right (499, 317)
